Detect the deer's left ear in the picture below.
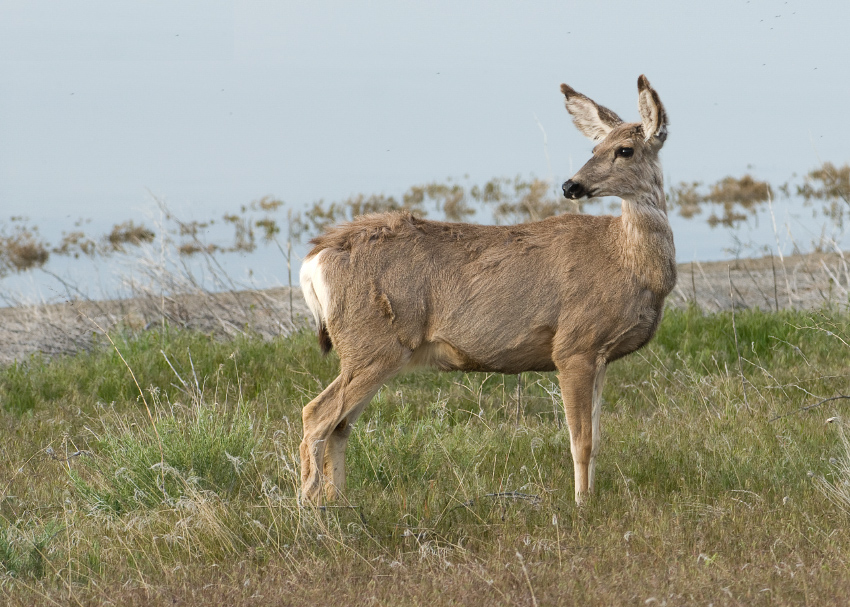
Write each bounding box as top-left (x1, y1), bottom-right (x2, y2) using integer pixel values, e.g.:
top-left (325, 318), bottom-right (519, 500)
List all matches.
top-left (637, 75), bottom-right (668, 145)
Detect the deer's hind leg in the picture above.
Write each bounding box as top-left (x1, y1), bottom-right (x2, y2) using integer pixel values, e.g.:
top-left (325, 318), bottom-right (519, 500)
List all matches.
top-left (300, 355), bottom-right (403, 505)
top-left (321, 378), bottom-right (383, 501)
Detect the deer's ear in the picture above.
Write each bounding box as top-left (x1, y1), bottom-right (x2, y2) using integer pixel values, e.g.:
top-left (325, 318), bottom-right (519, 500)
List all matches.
top-left (561, 83), bottom-right (623, 142)
top-left (637, 75), bottom-right (668, 144)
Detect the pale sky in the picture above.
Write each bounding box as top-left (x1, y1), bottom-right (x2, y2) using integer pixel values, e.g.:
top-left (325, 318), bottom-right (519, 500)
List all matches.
top-left (0, 0), bottom-right (848, 287)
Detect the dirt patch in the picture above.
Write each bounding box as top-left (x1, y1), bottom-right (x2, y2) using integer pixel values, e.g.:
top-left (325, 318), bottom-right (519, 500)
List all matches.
top-left (672, 250), bottom-right (849, 312)
top-left (0, 287), bottom-right (311, 366)
top-left (0, 251), bottom-right (847, 365)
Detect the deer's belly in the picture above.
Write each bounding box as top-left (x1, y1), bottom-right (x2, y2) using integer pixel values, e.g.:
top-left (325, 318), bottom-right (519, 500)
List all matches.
top-left (406, 330), bottom-right (557, 374)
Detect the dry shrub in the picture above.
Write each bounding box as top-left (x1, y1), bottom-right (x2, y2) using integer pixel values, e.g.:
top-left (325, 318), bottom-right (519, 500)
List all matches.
top-left (668, 174), bottom-right (772, 227)
top-left (705, 174), bottom-right (773, 208)
top-left (404, 183), bottom-right (472, 221)
top-left (53, 231), bottom-right (97, 258)
top-left (489, 177), bottom-right (581, 223)
top-left (294, 177), bottom-right (582, 237)
top-left (222, 214), bottom-right (255, 252)
top-left (797, 162), bottom-right (850, 204)
top-left (0, 226), bottom-right (50, 274)
top-left (8, 239), bottom-right (49, 270)
top-left (178, 242), bottom-right (218, 256)
top-left (667, 181), bottom-right (702, 218)
top-left (179, 220), bottom-right (211, 238)
top-left (255, 218), bottom-right (280, 241)
top-left (299, 193), bottom-right (419, 236)
top-left (795, 162), bottom-right (850, 231)
top-left (106, 221), bottom-right (156, 251)
top-left (468, 176), bottom-right (589, 224)
top-left (251, 195), bottom-right (284, 212)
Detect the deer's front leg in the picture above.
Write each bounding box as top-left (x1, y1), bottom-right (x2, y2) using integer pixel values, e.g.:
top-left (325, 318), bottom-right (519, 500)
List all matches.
top-left (588, 363), bottom-right (607, 493)
top-left (557, 356), bottom-right (597, 504)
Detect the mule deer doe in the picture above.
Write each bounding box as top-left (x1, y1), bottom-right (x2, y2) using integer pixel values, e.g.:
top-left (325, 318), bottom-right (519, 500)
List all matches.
top-left (299, 75), bottom-right (675, 505)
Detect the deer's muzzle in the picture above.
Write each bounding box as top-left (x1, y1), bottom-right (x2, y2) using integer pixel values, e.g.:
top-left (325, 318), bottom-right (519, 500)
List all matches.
top-left (562, 180), bottom-right (586, 200)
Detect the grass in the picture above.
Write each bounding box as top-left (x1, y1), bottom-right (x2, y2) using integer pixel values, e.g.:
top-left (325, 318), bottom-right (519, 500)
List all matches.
top-left (1, 306), bottom-right (849, 605)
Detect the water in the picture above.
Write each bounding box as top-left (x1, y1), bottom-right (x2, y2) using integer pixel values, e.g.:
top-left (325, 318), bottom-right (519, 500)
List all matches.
top-left (2, 192), bottom-right (845, 307)
top-left (670, 198), bottom-right (847, 263)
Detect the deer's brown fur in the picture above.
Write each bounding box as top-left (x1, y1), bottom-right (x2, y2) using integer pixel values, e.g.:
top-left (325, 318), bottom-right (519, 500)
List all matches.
top-left (299, 75), bottom-right (675, 504)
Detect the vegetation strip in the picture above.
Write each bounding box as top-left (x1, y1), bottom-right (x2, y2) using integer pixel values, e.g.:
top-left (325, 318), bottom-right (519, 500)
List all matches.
top-left (0, 305), bottom-right (849, 604)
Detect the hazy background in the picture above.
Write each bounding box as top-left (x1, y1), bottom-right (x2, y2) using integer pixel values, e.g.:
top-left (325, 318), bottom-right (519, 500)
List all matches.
top-left (1, 0), bottom-right (848, 298)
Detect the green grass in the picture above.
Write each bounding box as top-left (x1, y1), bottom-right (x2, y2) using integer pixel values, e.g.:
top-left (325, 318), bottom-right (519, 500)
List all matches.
top-left (1, 306), bottom-right (849, 605)
top-left (70, 394), bottom-right (259, 513)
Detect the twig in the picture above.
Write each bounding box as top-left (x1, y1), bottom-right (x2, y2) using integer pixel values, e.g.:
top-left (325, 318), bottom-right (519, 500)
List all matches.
top-left (766, 188), bottom-right (794, 307)
top-left (44, 448), bottom-right (90, 462)
top-left (159, 205), bottom-right (166, 335)
top-left (731, 277), bottom-right (750, 310)
top-left (696, 261), bottom-right (722, 309)
top-left (691, 261), bottom-right (697, 306)
top-left (769, 394), bottom-right (850, 422)
top-left (799, 255), bottom-right (829, 303)
top-left (37, 268), bottom-right (98, 309)
top-left (832, 243), bottom-right (850, 288)
top-left (674, 283), bottom-right (690, 306)
top-left (316, 504), bottom-right (370, 530)
top-left (770, 252), bottom-right (779, 311)
top-left (288, 239), bottom-right (294, 328)
top-left (516, 551), bottom-right (539, 607)
top-left (740, 262), bottom-right (774, 310)
top-left (768, 336), bottom-right (811, 367)
top-left (452, 491), bottom-right (541, 512)
top-left (272, 232), bottom-right (297, 331)
top-left (148, 192), bottom-right (251, 315)
top-left (160, 350), bottom-right (188, 391)
top-left (821, 259), bottom-right (849, 297)
top-left (729, 266), bottom-right (751, 412)
top-left (515, 373), bottom-right (523, 424)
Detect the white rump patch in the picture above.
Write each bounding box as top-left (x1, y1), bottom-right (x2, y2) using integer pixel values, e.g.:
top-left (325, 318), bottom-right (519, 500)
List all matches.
top-left (300, 250), bottom-right (331, 329)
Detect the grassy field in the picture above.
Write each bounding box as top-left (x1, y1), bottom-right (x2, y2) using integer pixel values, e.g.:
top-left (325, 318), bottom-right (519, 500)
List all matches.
top-left (1, 305), bottom-right (850, 605)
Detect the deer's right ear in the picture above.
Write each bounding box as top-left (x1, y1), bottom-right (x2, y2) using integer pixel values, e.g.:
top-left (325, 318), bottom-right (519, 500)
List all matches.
top-left (637, 75), bottom-right (668, 145)
top-left (561, 83), bottom-right (623, 142)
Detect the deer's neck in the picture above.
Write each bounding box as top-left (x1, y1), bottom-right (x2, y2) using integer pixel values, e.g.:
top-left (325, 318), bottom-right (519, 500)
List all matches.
top-left (617, 186), bottom-right (677, 297)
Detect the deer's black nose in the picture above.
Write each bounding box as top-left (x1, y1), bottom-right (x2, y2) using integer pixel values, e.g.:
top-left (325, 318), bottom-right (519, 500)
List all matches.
top-left (562, 180), bottom-right (585, 200)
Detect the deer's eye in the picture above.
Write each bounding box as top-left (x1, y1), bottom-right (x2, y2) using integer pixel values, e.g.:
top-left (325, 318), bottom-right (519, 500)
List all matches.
top-left (615, 147), bottom-right (634, 159)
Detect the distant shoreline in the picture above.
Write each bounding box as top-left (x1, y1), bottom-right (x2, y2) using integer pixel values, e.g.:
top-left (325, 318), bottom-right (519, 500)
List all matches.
top-left (0, 250), bottom-right (847, 366)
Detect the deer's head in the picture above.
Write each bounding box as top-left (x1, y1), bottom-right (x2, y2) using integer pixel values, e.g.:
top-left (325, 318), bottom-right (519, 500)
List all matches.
top-left (561, 75), bottom-right (668, 204)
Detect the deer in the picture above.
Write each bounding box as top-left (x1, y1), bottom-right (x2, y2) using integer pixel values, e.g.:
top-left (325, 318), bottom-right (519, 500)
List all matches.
top-left (298, 75), bottom-right (675, 505)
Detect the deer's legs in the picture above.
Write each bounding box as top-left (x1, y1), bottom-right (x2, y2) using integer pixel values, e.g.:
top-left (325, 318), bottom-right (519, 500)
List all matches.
top-left (322, 418), bottom-right (351, 501)
top-left (300, 377), bottom-right (341, 504)
top-left (300, 361), bottom-right (398, 505)
top-left (557, 355), bottom-right (602, 504)
top-left (321, 382), bottom-right (382, 501)
top-left (588, 363), bottom-right (607, 493)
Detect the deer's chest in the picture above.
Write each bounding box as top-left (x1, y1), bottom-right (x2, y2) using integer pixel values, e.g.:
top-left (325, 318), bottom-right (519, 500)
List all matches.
top-left (604, 297), bottom-right (665, 363)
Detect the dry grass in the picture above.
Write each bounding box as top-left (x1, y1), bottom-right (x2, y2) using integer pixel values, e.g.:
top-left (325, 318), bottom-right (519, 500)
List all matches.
top-left (1, 306), bottom-right (849, 605)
